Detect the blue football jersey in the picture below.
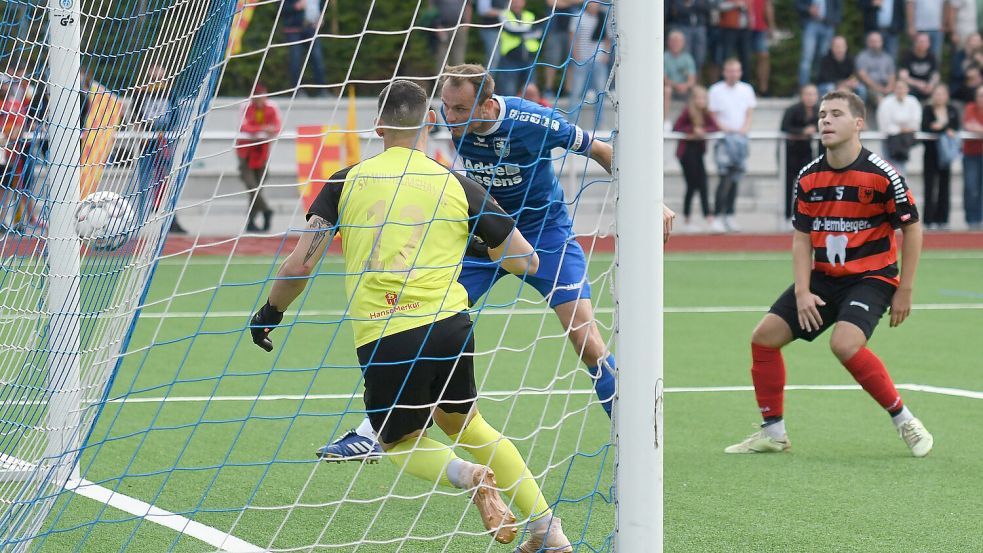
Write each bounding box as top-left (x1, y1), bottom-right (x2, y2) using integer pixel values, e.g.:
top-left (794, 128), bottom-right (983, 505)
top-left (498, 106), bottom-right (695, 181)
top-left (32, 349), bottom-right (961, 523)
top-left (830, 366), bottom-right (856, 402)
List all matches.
top-left (446, 96), bottom-right (592, 245)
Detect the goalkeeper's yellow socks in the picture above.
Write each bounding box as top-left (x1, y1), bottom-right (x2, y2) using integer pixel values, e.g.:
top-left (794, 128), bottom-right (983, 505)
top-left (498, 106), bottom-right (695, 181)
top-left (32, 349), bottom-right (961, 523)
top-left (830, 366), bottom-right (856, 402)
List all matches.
top-left (387, 433), bottom-right (519, 544)
top-left (386, 436), bottom-right (457, 488)
top-left (449, 412), bottom-right (552, 521)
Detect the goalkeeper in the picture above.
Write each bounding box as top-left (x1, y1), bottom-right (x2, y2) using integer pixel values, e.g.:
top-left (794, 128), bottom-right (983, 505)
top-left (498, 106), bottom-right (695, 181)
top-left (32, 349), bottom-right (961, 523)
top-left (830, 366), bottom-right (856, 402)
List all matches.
top-left (250, 80), bottom-right (573, 552)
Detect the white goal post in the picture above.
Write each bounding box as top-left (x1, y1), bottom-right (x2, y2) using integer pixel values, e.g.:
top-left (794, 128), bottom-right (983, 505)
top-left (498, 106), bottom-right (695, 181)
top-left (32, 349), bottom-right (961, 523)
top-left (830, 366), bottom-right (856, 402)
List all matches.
top-left (614, 0), bottom-right (664, 551)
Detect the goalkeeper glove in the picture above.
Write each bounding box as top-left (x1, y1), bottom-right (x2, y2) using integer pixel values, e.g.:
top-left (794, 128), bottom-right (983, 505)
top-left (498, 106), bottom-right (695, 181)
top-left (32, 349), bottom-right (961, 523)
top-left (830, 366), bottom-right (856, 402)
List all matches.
top-left (250, 300), bottom-right (283, 352)
top-left (465, 236), bottom-right (490, 259)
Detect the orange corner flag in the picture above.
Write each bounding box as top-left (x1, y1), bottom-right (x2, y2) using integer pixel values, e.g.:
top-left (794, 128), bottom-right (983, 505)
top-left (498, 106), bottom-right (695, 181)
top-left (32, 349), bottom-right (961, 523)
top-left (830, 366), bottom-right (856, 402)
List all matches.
top-left (227, 0), bottom-right (256, 57)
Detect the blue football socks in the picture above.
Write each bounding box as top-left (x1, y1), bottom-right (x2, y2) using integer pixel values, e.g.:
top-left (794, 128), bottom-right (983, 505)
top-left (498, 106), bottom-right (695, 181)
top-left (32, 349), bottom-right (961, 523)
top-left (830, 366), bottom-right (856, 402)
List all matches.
top-left (588, 354), bottom-right (616, 417)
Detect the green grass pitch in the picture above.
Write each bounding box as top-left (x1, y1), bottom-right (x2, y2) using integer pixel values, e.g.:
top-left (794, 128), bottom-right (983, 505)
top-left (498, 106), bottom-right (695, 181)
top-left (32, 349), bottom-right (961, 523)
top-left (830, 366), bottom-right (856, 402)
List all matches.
top-left (31, 249), bottom-right (983, 552)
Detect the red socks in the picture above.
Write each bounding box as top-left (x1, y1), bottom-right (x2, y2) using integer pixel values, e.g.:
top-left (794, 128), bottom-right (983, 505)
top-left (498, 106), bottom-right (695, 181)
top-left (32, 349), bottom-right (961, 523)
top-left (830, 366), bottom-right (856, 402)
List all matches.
top-left (751, 343), bottom-right (786, 418)
top-left (843, 347), bottom-right (903, 413)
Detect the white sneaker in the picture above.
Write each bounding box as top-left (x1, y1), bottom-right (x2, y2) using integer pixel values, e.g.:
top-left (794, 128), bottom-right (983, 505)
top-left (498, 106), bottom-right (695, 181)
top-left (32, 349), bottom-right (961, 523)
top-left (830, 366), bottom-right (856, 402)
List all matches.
top-left (516, 517), bottom-right (573, 553)
top-left (898, 418), bottom-right (934, 457)
top-left (724, 430), bottom-right (791, 454)
top-left (723, 215), bottom-right (742, 232)
top-left (709, 218), bottom-right (727, 234)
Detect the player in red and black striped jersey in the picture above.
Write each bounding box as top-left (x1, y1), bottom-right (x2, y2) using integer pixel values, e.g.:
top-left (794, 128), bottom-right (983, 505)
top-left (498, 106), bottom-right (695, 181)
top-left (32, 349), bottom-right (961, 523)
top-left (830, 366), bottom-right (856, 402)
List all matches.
top-left (725, 91), bottom-right (934, 457)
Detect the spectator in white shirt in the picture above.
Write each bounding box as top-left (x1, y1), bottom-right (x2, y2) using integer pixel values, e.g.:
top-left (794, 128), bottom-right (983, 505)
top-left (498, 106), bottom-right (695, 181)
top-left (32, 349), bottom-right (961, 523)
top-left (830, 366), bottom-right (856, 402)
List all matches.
top-left (876, 79), bottom-right (922, 176)
top-left (707, 58), bottom-right (756, 232)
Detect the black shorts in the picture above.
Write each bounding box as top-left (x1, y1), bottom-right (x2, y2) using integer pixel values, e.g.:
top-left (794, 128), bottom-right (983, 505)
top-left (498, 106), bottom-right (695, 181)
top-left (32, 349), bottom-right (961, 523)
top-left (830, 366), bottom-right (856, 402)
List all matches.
top-left (357, 313), bottom-right (477, 444)
top-left (769, 272), bottom-right (897, 342)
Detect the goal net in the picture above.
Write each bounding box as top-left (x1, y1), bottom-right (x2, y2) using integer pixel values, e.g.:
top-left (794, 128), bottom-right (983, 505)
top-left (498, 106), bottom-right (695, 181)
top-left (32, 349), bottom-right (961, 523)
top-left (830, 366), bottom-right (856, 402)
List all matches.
top-left (0, 0), bottom-right (660, 550)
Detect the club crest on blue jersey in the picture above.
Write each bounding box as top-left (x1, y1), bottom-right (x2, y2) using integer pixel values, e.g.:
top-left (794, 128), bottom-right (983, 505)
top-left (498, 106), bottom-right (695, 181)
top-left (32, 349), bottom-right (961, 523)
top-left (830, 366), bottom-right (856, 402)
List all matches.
top-left (493, 136), bottom-right (511, 157)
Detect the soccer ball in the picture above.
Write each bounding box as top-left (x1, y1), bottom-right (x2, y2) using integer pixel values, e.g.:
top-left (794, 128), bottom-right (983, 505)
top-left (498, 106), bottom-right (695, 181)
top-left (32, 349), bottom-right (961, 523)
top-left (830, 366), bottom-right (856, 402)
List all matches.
top-left (75, 191), bottom-right (137, 251)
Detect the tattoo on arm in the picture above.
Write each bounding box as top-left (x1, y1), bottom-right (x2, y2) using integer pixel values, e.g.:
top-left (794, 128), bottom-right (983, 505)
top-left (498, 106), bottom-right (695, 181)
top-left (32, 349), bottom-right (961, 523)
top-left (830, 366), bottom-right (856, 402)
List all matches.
top-left (303, 216), bottom-right (333, 265)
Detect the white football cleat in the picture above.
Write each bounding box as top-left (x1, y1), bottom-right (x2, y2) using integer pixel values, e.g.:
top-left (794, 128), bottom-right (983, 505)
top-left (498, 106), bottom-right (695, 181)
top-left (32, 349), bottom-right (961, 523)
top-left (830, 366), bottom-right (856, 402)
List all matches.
top-left (898, 418), bottom-right (934, 457)
top-left (724, 430), bottom-right (791, 454)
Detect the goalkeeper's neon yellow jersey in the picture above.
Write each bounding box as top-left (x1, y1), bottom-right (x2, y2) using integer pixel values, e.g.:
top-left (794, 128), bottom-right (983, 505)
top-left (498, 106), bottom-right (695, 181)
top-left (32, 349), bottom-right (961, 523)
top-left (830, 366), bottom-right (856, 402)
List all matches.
top-left (307, 147), bottom-right (514, 348)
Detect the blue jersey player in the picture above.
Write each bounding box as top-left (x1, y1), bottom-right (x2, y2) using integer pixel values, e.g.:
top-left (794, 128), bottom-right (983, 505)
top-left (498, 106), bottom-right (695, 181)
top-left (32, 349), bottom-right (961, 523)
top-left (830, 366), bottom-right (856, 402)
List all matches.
top-left (317, 64), bottom-right (674, 462)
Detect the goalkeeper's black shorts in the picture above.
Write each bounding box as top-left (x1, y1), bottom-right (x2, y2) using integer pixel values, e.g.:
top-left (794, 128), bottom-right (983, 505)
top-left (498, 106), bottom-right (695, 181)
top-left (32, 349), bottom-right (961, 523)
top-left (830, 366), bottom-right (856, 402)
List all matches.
top-left (357, 312), bottom-right (477, 445)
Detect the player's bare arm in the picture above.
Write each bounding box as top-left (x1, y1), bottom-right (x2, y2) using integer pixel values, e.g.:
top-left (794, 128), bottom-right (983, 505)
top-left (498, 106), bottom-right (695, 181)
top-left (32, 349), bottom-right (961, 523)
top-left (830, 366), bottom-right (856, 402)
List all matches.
top-left (741, 108), bottom-right (753, 135)
top-left (268, 215), bottom-right (335, 311)
top-left (588, 139), bottom-right (612, 173)
top-left (792, 230), bottom-right (825, 332)
top-left (487, 228), bottom-right (539, 276)
top-left (250, 215), bottom-right (335, 352)
top-left (891, 221), bottom-right (923, 327)
top-left (663, 205), bottom-right (675, 243)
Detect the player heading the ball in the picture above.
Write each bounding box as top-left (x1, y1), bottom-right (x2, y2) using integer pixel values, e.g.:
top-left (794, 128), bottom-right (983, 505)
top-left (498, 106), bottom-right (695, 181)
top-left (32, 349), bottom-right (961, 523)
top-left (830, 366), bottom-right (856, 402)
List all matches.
top-left (249, 79), bottom-right (573, 551)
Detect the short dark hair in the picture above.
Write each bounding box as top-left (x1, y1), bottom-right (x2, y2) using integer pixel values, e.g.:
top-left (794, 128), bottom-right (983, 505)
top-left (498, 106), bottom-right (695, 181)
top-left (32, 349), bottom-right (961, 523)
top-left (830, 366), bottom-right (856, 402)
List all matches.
top-left (377, 80), bottom-right (429, 129)
top-left (821, 90), bottom-right (866, 120)
top-left (439, 63), bottom-right (494, 104)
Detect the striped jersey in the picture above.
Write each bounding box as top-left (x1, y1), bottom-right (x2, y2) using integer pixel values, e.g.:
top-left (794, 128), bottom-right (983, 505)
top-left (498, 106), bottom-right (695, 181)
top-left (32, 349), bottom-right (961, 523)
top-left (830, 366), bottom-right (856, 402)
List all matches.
top-left (792, 148), bottom-right (919, 283)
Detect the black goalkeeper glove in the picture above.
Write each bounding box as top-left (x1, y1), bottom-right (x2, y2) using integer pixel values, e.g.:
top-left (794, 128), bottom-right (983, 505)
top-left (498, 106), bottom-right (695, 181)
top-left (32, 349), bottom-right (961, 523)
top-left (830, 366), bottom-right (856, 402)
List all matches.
top-left (250, 300), bottom-right (284, 352)
top-left (465, 236), bottom-right (490, 259)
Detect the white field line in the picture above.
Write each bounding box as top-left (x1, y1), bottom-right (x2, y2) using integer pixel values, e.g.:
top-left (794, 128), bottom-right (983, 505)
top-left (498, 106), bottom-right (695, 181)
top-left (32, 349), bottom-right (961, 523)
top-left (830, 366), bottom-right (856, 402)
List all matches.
top-left (98, 383), bottom-right (983, 405)
top-left (3, 303), bottom-right (980, 323)
top-left (63, 478), bottom-right (264, 553)
top-left (45, 381), bottom-right (980, 552)
top-left (151, 250), bottom-right (983, 265)
top-left (132, 302), bottom-right (983, 319)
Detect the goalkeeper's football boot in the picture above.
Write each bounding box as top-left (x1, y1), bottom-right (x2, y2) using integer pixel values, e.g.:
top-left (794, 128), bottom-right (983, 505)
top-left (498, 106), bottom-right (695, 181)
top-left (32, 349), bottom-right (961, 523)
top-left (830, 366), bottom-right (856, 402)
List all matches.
top-left (315, 429), bottom-right (382, 463)
top-left (467, 465), bottom-right (517, 544)
top-left (898, 418), bottom-right (933, 457)
top-left (724, 429), bottom-right (791, 454)
top-left (516, 516), bottom-right (573, 553)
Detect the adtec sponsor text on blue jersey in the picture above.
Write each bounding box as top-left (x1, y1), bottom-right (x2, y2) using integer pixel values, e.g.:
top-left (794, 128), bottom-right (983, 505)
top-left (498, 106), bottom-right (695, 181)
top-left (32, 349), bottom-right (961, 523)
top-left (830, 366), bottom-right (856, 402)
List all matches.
top-left (447, 95), bottom-right (592, 245)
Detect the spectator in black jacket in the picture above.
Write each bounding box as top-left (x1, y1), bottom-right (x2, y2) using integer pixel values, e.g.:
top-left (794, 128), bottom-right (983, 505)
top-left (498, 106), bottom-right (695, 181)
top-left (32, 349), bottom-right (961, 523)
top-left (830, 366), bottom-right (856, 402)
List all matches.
top-left (861, 0), bottom-right (905, 58)
top-left (899, 32), bottom-right (940, 101)
top-left (954, 66), bottom-right (983, 103)
top-left (780, 84), bottom-right (819, 224)
top-left (817, 35), bottom-right (862, 98)
top-left (949, 32), bottom-right (983, 98)
top-left (669, 0), bottom-right (709, 75)
top-left (921, 84), bottom-right (960, 228)
top-left (281, 0), bottom-right (326, 96)
top-left (796, 0), bottom-right (843, 87)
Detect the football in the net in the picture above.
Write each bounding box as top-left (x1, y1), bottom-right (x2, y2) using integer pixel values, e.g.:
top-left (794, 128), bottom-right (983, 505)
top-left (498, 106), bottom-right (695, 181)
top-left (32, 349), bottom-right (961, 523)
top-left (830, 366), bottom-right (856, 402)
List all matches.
top-left (75, 191), bottom-right (137, 251)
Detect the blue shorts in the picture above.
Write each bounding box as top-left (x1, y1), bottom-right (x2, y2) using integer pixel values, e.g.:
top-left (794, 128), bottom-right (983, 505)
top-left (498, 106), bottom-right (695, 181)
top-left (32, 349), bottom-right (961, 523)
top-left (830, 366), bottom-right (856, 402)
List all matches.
top-left (458, 236), bottom-right (591, 308)
top-left (749, 30), bottom-right (769, 54)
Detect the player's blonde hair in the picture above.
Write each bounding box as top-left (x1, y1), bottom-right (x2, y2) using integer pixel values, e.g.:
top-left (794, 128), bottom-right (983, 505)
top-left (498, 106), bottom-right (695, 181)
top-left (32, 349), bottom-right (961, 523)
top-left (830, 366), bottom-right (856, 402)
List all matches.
top-left (439, 64), bottom-right (495, 104)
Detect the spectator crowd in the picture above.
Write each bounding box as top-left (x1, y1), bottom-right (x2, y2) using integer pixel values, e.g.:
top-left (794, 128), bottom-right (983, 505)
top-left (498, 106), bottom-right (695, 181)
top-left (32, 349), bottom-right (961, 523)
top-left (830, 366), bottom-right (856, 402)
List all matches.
top-left (3, 1), bottom-right (983, 236)
top-left (667, 0), bottom-right (983, 232)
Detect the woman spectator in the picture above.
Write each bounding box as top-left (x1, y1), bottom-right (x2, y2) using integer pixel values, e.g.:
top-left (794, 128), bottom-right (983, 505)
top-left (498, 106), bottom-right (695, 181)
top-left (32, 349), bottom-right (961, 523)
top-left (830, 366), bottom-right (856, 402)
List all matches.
top-left (921, 84), bottom-right (959, 229)
top-left (673, 86), bottom-right (719, 231)
top-left (961, 86), bottom-right (983, 230)
top-left (877, 79), bottom-right (922, 176)
top-left (780, 84), bottom-right (819, 226)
